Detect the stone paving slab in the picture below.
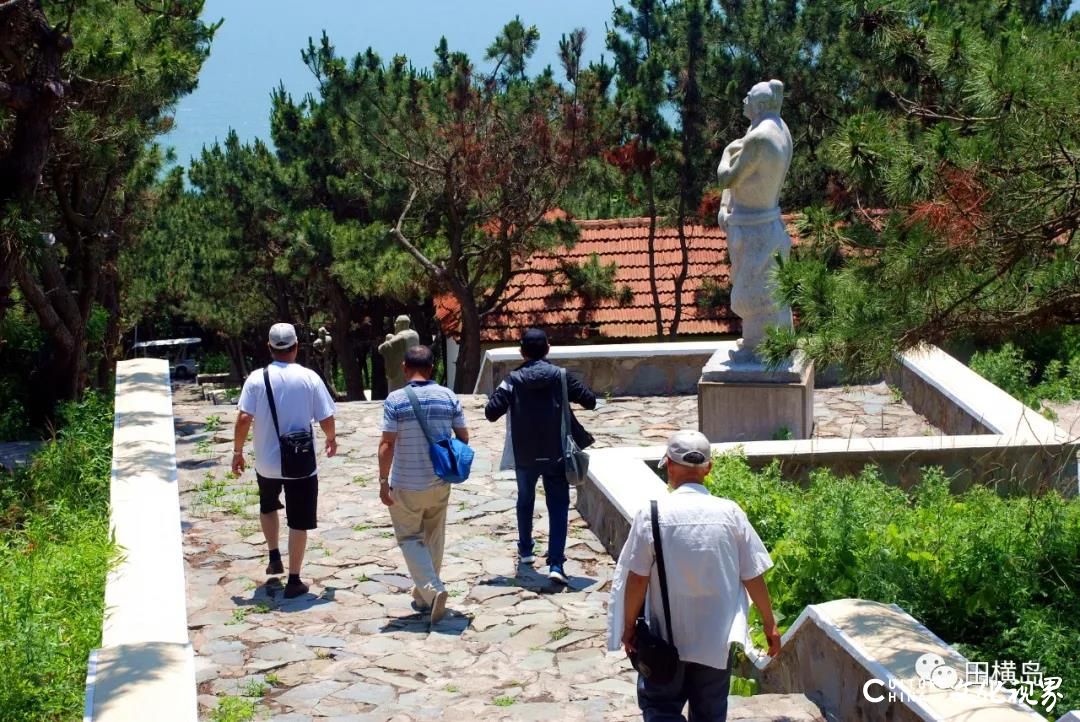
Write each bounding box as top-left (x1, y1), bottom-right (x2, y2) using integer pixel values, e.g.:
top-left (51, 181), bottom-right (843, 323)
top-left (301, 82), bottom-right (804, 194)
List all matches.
top-left (174, 383), bottom-right (934, 720)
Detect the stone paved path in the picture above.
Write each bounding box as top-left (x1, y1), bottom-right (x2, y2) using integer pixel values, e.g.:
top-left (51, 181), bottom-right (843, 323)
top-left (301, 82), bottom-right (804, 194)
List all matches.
top-left (174, 385), bottom-right (935, 721)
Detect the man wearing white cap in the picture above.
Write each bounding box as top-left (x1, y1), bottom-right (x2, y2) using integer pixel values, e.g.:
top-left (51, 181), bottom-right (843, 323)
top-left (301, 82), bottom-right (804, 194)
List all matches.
top-left (232, 323), bottom-right (337, 599)
top-left (609, 430), bottom-right (782, 721)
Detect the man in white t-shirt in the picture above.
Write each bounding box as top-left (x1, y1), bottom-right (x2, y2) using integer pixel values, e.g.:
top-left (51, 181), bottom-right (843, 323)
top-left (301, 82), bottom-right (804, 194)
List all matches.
top-left (616, 430), bottom-right (782, 721)
top-left (232, 323), bottom-right (337, 599)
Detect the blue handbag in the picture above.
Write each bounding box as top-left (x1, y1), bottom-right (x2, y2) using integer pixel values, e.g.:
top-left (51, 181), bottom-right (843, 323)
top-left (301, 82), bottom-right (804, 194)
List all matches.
top-left (404, 385), bottom-right (474, 484)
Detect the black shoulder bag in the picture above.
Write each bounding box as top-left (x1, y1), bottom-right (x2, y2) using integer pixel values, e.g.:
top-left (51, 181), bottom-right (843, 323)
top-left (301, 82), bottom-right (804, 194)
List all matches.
top-left (263, 367), bottom-right (317, 479)
top-left (628, 499), bottom-right (681, 684)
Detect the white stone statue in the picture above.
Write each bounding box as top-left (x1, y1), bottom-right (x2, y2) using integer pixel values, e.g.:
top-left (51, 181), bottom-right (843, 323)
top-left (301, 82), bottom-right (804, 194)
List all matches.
top-left (716, 79), bottom-right (794, 359)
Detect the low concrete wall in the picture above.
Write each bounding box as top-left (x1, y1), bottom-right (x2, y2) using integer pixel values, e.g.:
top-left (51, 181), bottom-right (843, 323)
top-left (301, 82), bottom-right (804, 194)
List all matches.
top-left (890, 346), bottom-right (1068, 442)
top-left (747, 599), bottom-right (1049, 722)
top-left (87, 358), bottom-right (196, 722)
top-left (473, 341), bottom-right (729, 396)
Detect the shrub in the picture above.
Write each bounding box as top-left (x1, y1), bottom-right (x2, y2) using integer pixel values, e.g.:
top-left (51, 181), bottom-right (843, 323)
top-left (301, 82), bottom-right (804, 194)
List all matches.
top-left (970, 336), bottom-right (1080, 412)
top-left (200, 351), bottom-right (232, 374)
top-left (969, 343), bottom-right (1035, 403)
top-left (0, 393), bottom-right (115, 722)
top-left (706, 455), bottom-right (1080, 716)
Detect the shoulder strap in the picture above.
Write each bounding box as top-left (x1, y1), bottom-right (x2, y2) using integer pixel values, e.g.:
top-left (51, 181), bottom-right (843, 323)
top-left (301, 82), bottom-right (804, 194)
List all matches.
top-left (559, 367), bottom-right (571, 449)
top-left (651, 499), bottom-right (675, 644)
top-left (404, 385), bottom-right (435, 445)
top-left (263, 366), bottom-right (281, 437)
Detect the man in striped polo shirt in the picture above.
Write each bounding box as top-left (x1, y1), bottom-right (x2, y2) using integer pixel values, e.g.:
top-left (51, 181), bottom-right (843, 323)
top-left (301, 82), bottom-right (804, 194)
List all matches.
top-left (378, 345), bottom-right (469, 624)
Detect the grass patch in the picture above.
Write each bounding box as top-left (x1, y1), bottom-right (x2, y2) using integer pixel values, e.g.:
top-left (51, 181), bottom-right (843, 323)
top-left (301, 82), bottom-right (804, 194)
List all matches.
top-left (445, 684), bottom-right (459, 693)
top-left (352, 523), bottom-right (372, 532)
top-left (0, 393), bottom-right (115, 722)
top-left (204, 414), bottom-right (223, 432)
top-left (492, 695), bottom-right (515, 707)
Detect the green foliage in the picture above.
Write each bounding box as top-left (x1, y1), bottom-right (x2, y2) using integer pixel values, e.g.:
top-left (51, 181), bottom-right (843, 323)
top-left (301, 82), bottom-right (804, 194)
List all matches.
top-left (970, 343), bottom-right (1037, 401)
top-left (3, 1), bottom-right (217, 410)
top-left (971, 340), bottom-right (1080, 412)
top-left (764, 6), bottom-right (1079, 374)
top-left (695, 278), bottom-right (730, 314)
top-left (561, 253), bottom-right (620, 303)
top-left (209, 696), bottom-right (257, 722)
top-left (200, 352), bottom-right (232, 374)
top-left (0, 393), bottom-right (115, 722)
top-left (705, 454), bottom-right (1080, 714)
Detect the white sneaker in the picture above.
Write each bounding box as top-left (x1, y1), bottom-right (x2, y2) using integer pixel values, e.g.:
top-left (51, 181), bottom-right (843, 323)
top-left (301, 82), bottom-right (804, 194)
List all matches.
top-left (519, 554), bottom-right (536, 565)
top-left (430, 590), bottom-right (449, 624)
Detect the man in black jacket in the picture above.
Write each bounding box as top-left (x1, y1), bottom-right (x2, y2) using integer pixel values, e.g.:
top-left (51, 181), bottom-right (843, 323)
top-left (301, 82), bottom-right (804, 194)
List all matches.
top-left (485, 328), bottom-right (597, 583)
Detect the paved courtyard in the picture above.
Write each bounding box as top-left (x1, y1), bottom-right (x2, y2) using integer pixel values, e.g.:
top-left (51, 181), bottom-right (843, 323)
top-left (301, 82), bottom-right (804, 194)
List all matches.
top-left (174, 383), bottom-right (936, 721)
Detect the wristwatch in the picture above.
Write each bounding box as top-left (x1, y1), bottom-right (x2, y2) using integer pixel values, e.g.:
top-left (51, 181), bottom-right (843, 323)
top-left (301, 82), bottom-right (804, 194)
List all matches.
top-left (379, 478), bottom-right (389, 485)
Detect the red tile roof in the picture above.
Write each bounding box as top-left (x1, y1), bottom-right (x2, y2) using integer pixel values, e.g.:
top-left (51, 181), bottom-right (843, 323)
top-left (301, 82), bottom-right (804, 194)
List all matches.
top-left (437, 216), bottom-right (799, 343)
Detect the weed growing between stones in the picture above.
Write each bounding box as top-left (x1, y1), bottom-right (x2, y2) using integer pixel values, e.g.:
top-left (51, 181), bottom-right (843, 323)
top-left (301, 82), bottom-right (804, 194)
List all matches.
top-left (210, 695), bottom-right (257, 722)
top-left (492, 695), bottom-right (515, 707)
top-left (241, 679), bottom-right (268, 697)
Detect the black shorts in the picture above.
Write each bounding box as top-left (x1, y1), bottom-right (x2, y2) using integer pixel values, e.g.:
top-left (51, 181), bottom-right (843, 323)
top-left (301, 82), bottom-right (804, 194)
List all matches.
top-left (256, 473), bottom-right (318, 530)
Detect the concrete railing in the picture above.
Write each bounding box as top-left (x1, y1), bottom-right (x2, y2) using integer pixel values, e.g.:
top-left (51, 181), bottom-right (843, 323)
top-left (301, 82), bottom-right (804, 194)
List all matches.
top-left (85, 359), bottom-right (196, 722)
top-left (473, 340), bottom-right (729, 396)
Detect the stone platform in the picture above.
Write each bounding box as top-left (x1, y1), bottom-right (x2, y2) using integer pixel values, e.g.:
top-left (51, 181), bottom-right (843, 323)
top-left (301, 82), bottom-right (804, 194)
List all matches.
top-left (173, 384), bottom-right (935, 720)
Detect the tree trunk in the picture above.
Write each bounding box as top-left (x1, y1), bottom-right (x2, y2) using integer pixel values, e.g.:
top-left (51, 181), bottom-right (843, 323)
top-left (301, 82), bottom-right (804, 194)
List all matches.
top-left (454, 294), bottom-right (483, 394)
top-left (327, 280), bottom-right (364, 400)
top-left (669, 1), bottom-right (703, 339)
top-left (225, 336), bottom-right (247, 380)
top-left (0, 245), bottom-right (15, 326)
top-left (644, 165), bottom-right (664, 338)
top-left (369, 299), bottom-right (389, 400)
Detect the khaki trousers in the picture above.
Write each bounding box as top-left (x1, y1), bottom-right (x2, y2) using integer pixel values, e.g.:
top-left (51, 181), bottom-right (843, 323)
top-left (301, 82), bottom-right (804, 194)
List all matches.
top-left (388, 483), bottom-right (451, 606)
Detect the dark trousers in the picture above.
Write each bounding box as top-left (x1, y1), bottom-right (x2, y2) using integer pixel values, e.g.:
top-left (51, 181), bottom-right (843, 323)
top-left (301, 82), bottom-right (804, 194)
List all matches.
top-left (514, 460), bottom-right (569, 566)
top-left (637, 659), bottom-right (733, 722)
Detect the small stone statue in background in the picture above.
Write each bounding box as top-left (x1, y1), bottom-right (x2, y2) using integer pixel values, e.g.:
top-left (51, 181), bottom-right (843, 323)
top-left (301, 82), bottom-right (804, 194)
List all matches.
top-left (716, 79), bottom-right (795, 359)
top-left (378, 315), bottom-right (420, 391)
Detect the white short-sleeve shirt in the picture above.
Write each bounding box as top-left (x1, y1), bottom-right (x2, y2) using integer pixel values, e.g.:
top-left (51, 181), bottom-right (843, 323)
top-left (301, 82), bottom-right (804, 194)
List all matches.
top-left (619, 483), bottom-right (774, 670)
top-left (237, 361), bottom-right (335, 479)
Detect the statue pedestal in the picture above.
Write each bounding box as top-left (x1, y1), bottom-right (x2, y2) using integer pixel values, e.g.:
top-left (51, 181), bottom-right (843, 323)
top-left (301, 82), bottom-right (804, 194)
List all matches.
top-left (697, 342), bottom-right (814, 442)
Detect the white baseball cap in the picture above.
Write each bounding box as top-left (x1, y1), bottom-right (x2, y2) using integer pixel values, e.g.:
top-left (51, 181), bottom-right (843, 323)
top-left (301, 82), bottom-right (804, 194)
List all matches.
top-left (268, 323), bottom-right (298, 350)
top-left (658, 430), bottom-right (712, 468)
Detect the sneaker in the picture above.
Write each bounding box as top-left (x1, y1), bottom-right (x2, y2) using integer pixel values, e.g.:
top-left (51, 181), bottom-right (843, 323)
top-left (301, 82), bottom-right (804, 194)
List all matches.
top-left (518, 554), bottom-right (536, 565)
top-left (430, 590), bottom-right (449, 624)
top-left (548, 565), bottom-right (568, 585)
top-left (283, 578), bottom-right (309, 599)
top-left (266, 558), bottom-right (284, 575)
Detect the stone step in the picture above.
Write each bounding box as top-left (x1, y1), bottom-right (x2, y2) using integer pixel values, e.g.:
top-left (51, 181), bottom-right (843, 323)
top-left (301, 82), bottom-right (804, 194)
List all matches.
top-left (727, 693), bottom-right (828, 722)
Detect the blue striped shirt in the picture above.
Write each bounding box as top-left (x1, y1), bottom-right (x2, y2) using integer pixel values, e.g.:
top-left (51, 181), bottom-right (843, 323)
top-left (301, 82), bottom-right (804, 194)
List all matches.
top-left (381, 380), bottom-right (467, 491)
